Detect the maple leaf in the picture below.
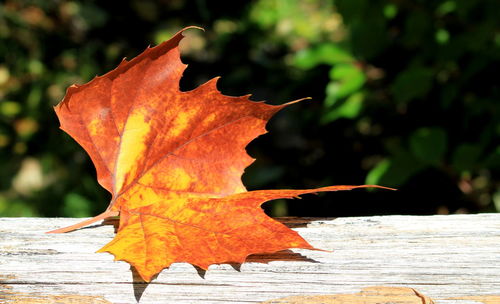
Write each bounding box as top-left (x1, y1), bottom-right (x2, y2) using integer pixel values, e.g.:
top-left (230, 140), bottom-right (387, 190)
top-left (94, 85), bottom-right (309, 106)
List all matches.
top-left (48, 27), bottom-right (391, 282)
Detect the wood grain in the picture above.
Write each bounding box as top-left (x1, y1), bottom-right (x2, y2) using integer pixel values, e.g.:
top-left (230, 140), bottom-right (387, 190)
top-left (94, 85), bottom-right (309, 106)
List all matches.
top-left (1, 214), bottom-right (499, 303)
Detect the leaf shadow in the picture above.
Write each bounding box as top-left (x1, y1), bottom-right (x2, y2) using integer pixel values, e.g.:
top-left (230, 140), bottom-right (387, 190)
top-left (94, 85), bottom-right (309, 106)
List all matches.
top-left (101, 217), bottom-right (120, 232)
top-left (110, 217), bottom-right (326, 302)
top-left (193, 266), bottom-right (207, 278)
top-left (63, 217), bottom-right (119, 233)
top-left (275, 216), bottom-right (319, 228)
top-left (130, 266), bottom-right (156, 303)
top-left (229, 249), bottom-right (319, 271)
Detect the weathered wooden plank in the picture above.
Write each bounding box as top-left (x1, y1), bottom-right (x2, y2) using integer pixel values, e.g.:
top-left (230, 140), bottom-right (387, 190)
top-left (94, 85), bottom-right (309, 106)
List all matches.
top-left (1, 214), bottom-right (500, 303)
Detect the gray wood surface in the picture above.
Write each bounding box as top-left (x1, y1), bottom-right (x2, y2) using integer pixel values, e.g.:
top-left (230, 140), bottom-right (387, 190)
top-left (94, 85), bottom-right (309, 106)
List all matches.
top-left (1, 214), bottom-right (499, 303)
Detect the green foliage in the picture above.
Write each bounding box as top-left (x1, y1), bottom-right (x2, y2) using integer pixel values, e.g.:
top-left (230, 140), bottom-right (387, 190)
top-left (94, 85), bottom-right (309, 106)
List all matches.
top-left (391, 67), bottom-right (434, 104)
top-left (451, 144), bottom-right (482, 173)
top-left (366, 127), bottom-right (448, 187)
top-left (366, 152), bottom-right (425, 188)
top-left (1, 0), bottom-right (499, 217)
top-left (62, 193), bottom-right (93, 218)
top-left (261, 0), bottom-right (500, 213)
top-left (409, 127), bottom-right (447, 166)
top-left (294, 44), bottom-right (354, 68)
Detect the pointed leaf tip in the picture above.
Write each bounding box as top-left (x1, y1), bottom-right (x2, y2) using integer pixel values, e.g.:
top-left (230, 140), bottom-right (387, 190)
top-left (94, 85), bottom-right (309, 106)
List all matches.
top-left (284, 97), bottom-right (313, 106)
top-left (180, 25), bottom-right (205, 34)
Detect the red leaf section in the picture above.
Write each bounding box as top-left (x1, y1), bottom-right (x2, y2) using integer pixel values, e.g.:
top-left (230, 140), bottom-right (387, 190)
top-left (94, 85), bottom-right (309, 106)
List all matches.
top-left (49, 27), bottom-right (392, 281)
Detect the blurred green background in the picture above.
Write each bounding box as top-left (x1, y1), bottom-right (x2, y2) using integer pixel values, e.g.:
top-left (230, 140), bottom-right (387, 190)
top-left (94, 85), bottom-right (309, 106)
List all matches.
top-left (1, 0), bottom-right (499, 218)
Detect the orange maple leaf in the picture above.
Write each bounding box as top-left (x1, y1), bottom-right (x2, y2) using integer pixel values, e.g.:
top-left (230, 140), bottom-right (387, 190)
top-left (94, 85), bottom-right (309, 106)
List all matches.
top-left (48, 27), bottom-right (391, 282)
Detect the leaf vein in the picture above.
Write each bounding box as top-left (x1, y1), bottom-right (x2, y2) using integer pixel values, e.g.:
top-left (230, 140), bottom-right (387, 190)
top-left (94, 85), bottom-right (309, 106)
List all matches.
top-left (117, 115), bottom-right (254, 197)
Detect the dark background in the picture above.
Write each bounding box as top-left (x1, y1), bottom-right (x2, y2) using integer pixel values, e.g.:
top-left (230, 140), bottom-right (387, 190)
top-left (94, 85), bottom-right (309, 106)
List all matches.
top-left (1, 0), bottom-right (499, 218)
